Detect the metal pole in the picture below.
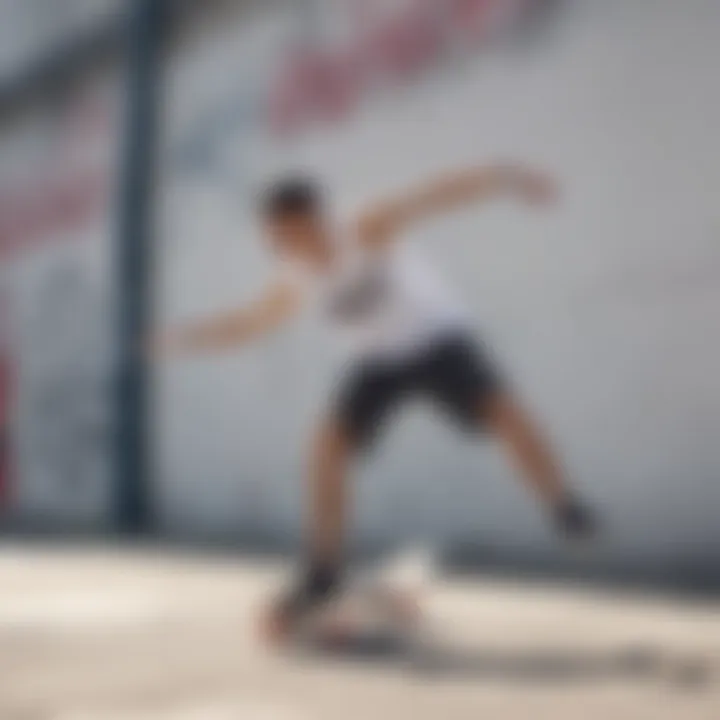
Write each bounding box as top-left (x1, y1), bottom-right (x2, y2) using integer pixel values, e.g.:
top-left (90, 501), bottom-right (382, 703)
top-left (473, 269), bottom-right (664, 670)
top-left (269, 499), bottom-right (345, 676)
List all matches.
top-left (114, 0), bottom-right (165, 533)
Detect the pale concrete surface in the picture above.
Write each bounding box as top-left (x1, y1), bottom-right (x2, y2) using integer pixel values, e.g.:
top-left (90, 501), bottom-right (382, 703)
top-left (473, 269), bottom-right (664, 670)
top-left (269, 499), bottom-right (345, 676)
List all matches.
top-left (1, 544), bottom-right (719, 720)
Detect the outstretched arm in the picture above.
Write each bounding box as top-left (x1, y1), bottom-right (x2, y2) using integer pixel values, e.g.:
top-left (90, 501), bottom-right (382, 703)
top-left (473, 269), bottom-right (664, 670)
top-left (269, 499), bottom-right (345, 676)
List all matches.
top-left (153, 281), bottom-right (302, 357)
top-left (358, 163), bottom-right (557, 248)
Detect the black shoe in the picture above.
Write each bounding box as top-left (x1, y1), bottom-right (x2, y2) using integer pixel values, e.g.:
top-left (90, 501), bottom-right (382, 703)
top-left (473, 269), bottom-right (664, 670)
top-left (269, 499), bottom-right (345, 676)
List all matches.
top-left (277, 563), bottom-right (343, 626)
top-left (554, 498), bottom-right (598, 542)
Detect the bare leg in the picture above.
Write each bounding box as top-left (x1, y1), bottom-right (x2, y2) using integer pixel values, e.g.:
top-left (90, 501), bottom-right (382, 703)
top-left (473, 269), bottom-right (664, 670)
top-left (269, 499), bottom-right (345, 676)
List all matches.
top-left (483, 393), bottom-right (596, 539)
top-left (307, 417), bottom-right (353, 568)
top-left (262, 418), bottom-right (353, 643)
top-left (484, 394), bottom-right (568, 507)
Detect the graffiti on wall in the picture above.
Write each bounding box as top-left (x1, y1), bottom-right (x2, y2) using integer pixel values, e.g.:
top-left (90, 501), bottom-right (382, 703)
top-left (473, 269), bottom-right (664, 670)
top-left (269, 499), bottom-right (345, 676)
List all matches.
top-left (172, 0), bottom-right (553, 179)
top-left (0, 90), bottom-right (112, 262)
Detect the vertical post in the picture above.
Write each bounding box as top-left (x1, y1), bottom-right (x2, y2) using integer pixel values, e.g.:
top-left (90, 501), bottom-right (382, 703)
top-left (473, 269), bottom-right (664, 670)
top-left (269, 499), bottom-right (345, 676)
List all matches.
top-left (115, 0), bottom-right (165, 533)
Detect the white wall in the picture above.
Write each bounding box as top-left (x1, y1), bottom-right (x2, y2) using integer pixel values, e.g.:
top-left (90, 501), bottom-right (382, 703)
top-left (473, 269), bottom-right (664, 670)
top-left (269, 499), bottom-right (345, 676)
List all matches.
top-left (156, 0), bottom-right (720, 573)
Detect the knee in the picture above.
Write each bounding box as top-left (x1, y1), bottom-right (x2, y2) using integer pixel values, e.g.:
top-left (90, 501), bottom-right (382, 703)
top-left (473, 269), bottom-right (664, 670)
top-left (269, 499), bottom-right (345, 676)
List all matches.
top-left (485, 394), bottom-right (536, 437)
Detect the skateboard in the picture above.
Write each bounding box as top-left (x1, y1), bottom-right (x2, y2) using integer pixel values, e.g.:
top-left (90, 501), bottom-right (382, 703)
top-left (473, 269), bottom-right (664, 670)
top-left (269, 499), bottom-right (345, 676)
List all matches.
top-left (264, 547), bottom-right (436, 658)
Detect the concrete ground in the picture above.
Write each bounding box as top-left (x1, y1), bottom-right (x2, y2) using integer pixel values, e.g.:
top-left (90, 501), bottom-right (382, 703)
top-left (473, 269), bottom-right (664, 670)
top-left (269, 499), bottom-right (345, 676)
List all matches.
top-left (1, 543), bottom-right (719, 720)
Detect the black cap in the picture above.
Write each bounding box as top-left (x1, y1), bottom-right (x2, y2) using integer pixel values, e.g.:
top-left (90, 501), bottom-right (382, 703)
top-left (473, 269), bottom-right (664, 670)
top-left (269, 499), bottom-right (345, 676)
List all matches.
top-left (260, 177), bottom-right (323, 218)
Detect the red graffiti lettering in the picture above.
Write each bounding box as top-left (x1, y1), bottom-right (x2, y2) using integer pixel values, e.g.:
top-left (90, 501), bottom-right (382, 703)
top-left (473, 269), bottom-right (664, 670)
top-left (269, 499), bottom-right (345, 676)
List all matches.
top-left (0, 170), bottom-right (109, 262)
top-left (268, 0), bottom-right (523, 136)
top-left (367, 1), bottom-right (445, 83)
top-left (270, 45), bottom-right (363, 135)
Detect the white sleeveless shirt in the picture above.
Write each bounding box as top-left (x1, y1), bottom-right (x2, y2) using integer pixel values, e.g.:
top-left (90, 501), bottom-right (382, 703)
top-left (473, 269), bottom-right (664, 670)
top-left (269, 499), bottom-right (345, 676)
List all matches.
top-left (282, 226), bottom-right (469, 362)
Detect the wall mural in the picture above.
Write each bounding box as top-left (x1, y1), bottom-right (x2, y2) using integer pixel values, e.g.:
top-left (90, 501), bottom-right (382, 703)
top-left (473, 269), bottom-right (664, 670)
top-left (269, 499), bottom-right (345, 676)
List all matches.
top-left (171, 0), bottom-right (549, 182)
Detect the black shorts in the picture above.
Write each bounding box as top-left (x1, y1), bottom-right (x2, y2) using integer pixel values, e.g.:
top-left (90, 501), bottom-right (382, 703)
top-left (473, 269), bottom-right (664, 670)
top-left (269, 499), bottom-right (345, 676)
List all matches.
top-left (334, 332), bottom-right (504, 449)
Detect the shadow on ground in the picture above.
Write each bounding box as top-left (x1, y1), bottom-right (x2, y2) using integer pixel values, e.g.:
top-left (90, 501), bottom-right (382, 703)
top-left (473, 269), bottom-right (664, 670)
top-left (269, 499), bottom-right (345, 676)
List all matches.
top-left (300, 636), bottom-right (715, 690)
